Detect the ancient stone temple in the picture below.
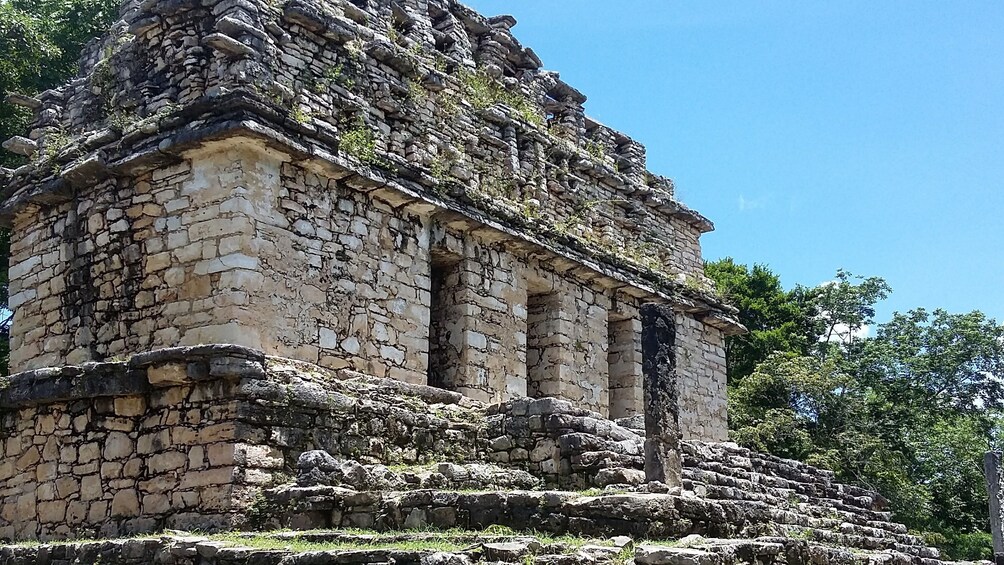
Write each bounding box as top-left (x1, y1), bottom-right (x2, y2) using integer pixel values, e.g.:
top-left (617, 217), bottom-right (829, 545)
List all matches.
top-left (0, 0), bottom-right (742, 438)
top-left (0, 0), bottom-right (816, 544)
top-left (0, 5), bottom-right (986, 562)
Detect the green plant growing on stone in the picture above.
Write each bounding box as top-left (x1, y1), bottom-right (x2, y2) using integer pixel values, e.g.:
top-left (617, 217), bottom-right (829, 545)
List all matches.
top-left (585, 140), bottom-right (606, 161)
top-left (433, 54), bottom-right (449, 73)
top-left (345, 39), bottom-right (364, 60)
top-left (458, 69), bottom-right (544, 127)
top-left (291, 106), bottom-right (312, 125)
top-left (90, 57), bottom-right (118, 119)
top-left (520, 198), bottom-right (541, 221)
top-left (680, 274), bottom-right (716, 298)
top-left (616, 545), bottom-right (634, 565)
top-left (621, 239), bottom-right (662, 272)
top-left (553, 198), bottom-right (625, 235)
top-left (437, 89), bottom-right (460, 118)
top-left (789, 527), bottom-right (814, 540)
top-left (107, 109), bottom-right (136, 132)
top-left (312, 63), bottom-right (355, 92)
top-left (340, 118), bottom-right (390, 168)
top-left (40, 127), bottom-right (71, 176)
top-left (386, 23), bottom-right (400, 44)
top-left (243, 491), bottom-right (283, 531)
top-left (408, 41), bottom-right (425, 57)
top-left (428, 153), bottom-right (450, 184)
top-left (406, 78), bottom-right (427, 102)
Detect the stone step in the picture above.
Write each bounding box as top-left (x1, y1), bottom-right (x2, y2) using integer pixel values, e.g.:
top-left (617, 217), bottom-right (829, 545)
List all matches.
top-left (777, 524), bottom-right (936, 558)
top-left (683, 442), bottom-right (838, 481)
top-left (255, 486), bottom-right (946, 561)
top-left (683, 443), bottom-right (885, 511)
top-left (764, 507), bottom-right (918, 547)
top-left (689, 477), bottom-right (894, 536)
top-left (1, 532), bottom-right (983, 565)
top-left (260, 487), bottom-right (742, 540)
top-left (686, 465), bottom-right (885, 518)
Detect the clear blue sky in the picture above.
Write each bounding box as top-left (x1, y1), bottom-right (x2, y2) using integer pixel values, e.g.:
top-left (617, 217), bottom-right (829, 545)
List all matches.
top-left (465, 1), bottom-right (1004, 325)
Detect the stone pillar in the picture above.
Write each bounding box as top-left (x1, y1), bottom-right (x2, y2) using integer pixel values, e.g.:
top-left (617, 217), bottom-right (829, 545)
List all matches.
top-left (987, 452), bottom-right (1004, 564)
top-left (443, 249), bottom-right (527, 404)
top-left (608, 316), bottom-right (643, 419)
top-left (641, 303), bottom-right (682, 487)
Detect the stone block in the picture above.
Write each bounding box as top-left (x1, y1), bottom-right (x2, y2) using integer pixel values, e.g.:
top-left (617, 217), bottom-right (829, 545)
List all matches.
top-left (111, 489), bottom-right (141, 517)
top-left (37, 500), bottom-right (66, 523)
top-left (80, 475), bottom-right (102, 501)
top-left (104, 432), bottom-right (134, 460)
top-left (114, 396), bottom-right (147, 417)
top-left (147, 363), bottom-right (189, 386)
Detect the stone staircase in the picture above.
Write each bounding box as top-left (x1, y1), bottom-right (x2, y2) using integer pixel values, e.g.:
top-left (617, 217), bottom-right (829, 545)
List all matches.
top-left (240, 393), bottom-right (963, 564)
top-left (678, 441), bottom-right (938, 559)
top-left (0, 365), bottom-right (990, 565)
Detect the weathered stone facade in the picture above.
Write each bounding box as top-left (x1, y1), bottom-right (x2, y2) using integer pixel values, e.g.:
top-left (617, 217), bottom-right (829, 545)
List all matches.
top-left (1, 0), bottom-right (742, 438)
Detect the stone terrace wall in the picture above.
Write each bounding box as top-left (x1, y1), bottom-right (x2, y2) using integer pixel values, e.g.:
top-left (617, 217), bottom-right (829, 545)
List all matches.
top-left (0, 347), bottom-right (490, 540)
top-left (0, 346), bottom-right (262, 540)
top-left (485, 398), bottom-right (644, 489)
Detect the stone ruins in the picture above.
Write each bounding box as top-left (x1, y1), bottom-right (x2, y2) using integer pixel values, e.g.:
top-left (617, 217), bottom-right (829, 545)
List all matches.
top-left (0, 1), bottom-right (988, 564)
top-left (1, 0), bottom-right (741, 441)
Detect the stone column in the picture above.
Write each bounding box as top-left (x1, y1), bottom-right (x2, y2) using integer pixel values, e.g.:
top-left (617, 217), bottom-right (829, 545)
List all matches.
top-left (987, 452), bottom-right (1004, 565)
top-left (641, 303), bottom-right (682, 487)
top-left (608, 316), bottom-right (644, 419)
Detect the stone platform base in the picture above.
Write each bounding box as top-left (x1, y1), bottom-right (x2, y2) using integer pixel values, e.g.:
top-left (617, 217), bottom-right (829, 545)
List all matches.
top-left (0, 530), bottom-right (990, 565)
top-left (0, 345), bottom-right (986, 565)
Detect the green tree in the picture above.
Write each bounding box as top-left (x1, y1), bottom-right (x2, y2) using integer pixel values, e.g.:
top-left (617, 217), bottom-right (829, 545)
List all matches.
top-left (706, 258), bottom-right (819, 383)
top-left (729, 353), bottom-right (856, 460)
top-left (861, 308), bottom-right (1004, 413)
top-left (813, 269), bottom-right (891, 362)
top-left (722, 260), bottom-right (1001, 560)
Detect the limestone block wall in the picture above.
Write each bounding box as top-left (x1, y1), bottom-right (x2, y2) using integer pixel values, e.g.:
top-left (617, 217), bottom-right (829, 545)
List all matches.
top-left (675, 314), bottom-right (728, 442)
top-left (252, 160), bottom-right (432, 383)
top-left (7, 202), bottom-right (73, 371)
top-left (608, 303), bottom-right (644, 421)
top-left (429, 227), bottom-right (613, 415)
top-left (0, 346), bottom-right (494, 541)
top-left (429, 229), bottom-right (528, 402)
top-left (0, 347), bottom-right (266, 541)
top-left (7, 141), bottom-right (286, 371)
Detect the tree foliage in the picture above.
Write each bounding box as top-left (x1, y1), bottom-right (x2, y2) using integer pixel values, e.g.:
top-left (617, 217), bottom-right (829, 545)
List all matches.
top-left (705, 259), bottom-right (819, 383)
top-left (711, 261), bottom-right (1002, 561)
